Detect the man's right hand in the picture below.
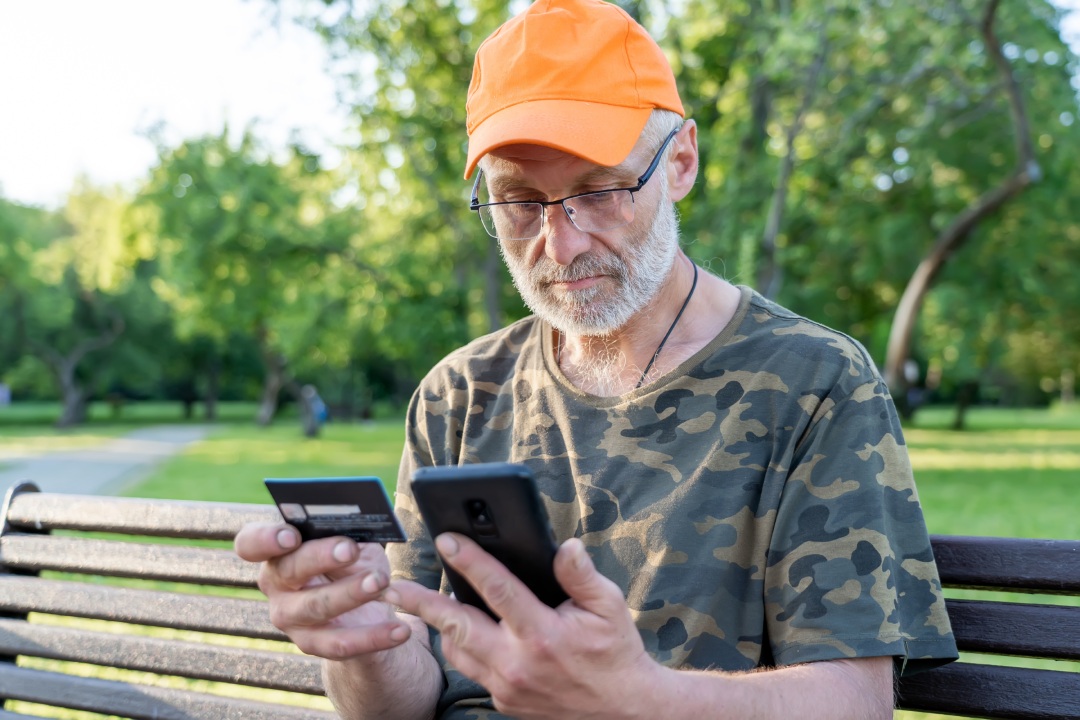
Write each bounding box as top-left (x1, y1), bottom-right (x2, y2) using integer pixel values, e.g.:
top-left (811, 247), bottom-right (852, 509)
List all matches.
top-left (234, 523), bottom-right (413, 660)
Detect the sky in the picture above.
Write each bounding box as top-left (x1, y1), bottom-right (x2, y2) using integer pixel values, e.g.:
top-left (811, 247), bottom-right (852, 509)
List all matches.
top-left (0, 0), bottom-right (1078, 210)
top-left (0, 0), bottom-right (350, 208)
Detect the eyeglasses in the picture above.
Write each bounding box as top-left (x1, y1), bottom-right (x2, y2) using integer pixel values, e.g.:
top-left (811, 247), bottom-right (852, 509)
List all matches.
top-left (470, 127), bottom-right (680, 241)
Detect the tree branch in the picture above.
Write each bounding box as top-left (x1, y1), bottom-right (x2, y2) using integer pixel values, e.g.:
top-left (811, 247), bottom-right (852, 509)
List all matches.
top-left (883, 0), bottom-right (1041, 395)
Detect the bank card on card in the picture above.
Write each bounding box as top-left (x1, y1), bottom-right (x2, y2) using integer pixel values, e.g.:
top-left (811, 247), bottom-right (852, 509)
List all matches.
top-left (264, 477), bottom-right (407, 543)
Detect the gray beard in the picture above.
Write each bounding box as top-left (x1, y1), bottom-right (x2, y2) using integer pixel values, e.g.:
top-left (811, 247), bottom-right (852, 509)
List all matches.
top-left (501, 199), bottom-right (680, 338)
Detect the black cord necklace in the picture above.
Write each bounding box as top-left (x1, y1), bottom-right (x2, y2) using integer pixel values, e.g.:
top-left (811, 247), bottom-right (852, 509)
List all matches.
top-left (555, 260), bottom-right (700, 389)
top-left (636, 260), bottom-right (698, 388)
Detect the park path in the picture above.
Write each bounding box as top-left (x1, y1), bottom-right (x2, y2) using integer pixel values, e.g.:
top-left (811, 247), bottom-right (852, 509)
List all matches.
top-left (0, 425), bottom-right (214, 498)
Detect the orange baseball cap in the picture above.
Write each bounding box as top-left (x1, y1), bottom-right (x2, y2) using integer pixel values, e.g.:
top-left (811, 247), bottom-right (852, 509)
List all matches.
top-left (463, 0), bottom-right (684, 179)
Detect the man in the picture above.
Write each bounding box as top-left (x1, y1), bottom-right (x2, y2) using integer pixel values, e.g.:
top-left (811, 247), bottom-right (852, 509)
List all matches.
top-left (235, 1), bottom-right (958, 718)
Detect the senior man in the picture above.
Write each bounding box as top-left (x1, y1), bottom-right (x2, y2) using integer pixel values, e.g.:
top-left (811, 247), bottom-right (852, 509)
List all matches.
top-left (236, 1), bottom-right (958, 718)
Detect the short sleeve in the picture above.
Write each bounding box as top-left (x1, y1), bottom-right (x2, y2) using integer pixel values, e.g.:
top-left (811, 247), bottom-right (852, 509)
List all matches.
top-left (386, 384), bottom-right (446, 590)
top-left (763, 376), bottom-right (958, 675)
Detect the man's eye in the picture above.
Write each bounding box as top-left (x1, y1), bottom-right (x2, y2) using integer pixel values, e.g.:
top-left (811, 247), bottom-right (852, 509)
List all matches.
top-left (574, 191), bottom-right (619, 208)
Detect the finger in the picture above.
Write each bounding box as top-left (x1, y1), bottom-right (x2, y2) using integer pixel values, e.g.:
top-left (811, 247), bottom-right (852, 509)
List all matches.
top-left (289, 618), bottom-right (412, 661)
top-left (385, 579), bottom-right (499, 654)
top-left (265, 536), bottom-right (375, 592)
top-left (271, 570), bottom-right (392, 627)
top-left (386, 580), bottom-right (495, 685)
top-left (432, 533), bottom-right (551, 632)
top-left (234, 522), bottom-right (301, 562)
top-left (552, 538), bottom-right (626, 618)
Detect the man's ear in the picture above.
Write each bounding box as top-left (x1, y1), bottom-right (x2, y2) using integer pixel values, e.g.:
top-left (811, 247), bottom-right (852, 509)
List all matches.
top-left (667, 120), bottom-right (698, 203)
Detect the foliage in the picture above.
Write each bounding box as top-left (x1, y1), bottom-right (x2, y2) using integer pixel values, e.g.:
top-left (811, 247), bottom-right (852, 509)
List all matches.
top-left (0, 184), bottom-right (173, 425)
top-left (666, 0), bottom-right (1080, 409)
top-left (271, 0), bottom-right (1080, 412)
top-left (3, 0), bottom-right (1079, 420)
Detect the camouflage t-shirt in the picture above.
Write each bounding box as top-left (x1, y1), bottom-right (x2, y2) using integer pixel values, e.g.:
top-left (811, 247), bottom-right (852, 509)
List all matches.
top-left (388, 286), bottom-right (958, 720)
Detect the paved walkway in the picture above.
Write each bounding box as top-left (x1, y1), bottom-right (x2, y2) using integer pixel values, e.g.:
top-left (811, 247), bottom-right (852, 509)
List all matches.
top-left (0, 425), bottom-right (214, 498)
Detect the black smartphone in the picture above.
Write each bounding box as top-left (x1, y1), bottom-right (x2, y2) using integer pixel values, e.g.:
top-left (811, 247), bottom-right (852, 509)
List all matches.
top-left (410, 462), bottom-right (569, 618)
top-left (264, 477), bottom-right (407, 544)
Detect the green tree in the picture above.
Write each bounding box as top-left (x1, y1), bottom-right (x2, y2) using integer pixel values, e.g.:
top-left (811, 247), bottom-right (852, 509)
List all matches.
top-left (142, 129), bottom-right (368, 433)
top-left (0, 184), bottom-right (162, 426)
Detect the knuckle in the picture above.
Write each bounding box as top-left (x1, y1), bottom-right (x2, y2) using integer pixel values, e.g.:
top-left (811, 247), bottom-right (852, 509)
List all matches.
top-left (302, 588), bottom-right (334, 622)
top-left (500, 661), bottom-right (532, 691)
top-left (482, 576), bottom-right (515, 607)
top-left (442, 617), bottom-right (469, 647)
top-left (524, 630), bottom-right (556, 659)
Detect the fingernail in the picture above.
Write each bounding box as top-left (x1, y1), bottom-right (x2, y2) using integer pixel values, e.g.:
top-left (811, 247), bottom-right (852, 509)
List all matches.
top-left (277, 529), bottom-right (299, 549)
top-left (389, 624), bottom-right (409, 642)
top-left (570, 538), bottom-right (588, 569)
top-left (333, 540), bottom-right (354, 563)
top-left (436, 533), bottom-right (459, 557)
top-left (383, 587), bottom-right (401, 605)
top-left (361, 572), bottom-right (384, 595)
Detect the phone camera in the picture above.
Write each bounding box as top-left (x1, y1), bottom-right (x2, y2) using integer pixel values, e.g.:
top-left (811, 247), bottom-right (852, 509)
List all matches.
top-left (465, 499), bottom-right (498, 538)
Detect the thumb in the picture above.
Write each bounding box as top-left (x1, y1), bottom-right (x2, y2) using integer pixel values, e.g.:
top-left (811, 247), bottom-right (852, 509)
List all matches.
top-left (553, 538), bottom-right (624, 618)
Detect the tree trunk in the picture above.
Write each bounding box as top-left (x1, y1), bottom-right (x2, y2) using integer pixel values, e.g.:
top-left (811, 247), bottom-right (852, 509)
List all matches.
top-left (883, 0), bottom-right (1040, 399)
top-left (1062, 369), bottom-right (1076, 405)
top-left (256, 362), bottom-right (285, 427)
top-left (55, 362), bottom-right (87, 429)
top-left (204, 358), bottom-right (220, 421)
top-left (952, 381), bottom-right (979, 431)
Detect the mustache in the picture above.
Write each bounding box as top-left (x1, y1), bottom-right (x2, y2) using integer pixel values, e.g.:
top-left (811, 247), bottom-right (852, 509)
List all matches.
top-left (530, 253), bottom-right (628, 285)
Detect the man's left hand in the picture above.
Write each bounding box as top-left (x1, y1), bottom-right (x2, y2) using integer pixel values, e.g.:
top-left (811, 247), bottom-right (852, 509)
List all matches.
top-left (385, 533), bottom-right (657, 720)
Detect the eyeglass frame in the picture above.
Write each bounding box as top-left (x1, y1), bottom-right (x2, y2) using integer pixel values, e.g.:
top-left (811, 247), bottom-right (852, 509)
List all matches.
top-left (469, 126), bottom-right (681, 241)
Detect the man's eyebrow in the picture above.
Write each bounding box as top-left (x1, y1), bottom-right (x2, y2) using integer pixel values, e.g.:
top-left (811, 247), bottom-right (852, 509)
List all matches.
top-left (575, 163), bottom-right (639, 187)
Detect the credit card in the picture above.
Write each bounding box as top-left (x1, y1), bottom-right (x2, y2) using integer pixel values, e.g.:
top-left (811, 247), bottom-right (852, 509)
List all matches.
top-left (264, 477), bottom-right (407, 544)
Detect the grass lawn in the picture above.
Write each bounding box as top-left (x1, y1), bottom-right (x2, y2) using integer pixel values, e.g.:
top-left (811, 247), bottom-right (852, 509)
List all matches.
top-left (130, 420), bottom-right (406, 503)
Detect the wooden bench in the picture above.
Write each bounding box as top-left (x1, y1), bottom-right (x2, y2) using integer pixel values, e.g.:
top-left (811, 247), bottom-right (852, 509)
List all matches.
top-left (1, 482), bottom-right (1077, 719)
top-left (0, 482), bottom-right (334, 719)
top-left (896, 536), bottom-right (1080, 719)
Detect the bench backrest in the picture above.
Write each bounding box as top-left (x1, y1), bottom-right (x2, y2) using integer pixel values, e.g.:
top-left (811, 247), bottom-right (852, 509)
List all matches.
top-left (0, 482), bottom-right (336, 720)
top-left (895, 535), bottom-right (1080, 719)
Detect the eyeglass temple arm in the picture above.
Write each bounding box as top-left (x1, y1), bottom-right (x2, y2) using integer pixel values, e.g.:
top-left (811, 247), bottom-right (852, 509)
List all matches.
top-left (635, 127), bottom-right (681, 188)
top-left (470, 170), bottom-right (483, 208)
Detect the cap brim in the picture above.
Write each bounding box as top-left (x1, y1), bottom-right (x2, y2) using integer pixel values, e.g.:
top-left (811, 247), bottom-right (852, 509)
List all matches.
top-left (464, 100), bottom-right (652, 179)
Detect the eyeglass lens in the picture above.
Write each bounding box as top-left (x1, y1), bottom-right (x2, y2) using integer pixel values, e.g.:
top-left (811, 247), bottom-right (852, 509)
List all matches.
top-left (478, 190), bottom-right (636, 240)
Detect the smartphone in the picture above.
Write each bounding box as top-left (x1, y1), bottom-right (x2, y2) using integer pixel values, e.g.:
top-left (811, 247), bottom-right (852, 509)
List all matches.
top-left (264, 476), bottom-right (407, 544)
top-left (410, 462), bottom-right (569, 618)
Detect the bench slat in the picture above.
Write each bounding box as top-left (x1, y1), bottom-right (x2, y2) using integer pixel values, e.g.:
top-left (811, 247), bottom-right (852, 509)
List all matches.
top-left (947, 598), bottom-right (1080, 660)
top-left (0, 665), bottom-right (336, 720)
top-left (896, 661), bottom-right (1080, 719)
top-left (0, 534), bottom-right (258, 587)
top-left (6, 492), bottom-right (280, 540)
top-left (931, 536), bottom-right (1080, 594)
top-left (0, 576), bottom-right (285, 640)
top-left (0, 618), bottom-right (322, 694)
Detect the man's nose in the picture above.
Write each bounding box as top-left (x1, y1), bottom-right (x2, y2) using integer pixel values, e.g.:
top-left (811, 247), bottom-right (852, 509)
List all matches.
top-left (541, 203), bottom-right (591, 266)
